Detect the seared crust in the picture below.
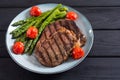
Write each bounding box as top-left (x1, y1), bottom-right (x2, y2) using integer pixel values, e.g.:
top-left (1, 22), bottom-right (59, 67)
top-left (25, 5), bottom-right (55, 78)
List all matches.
top-left (35, 19), bottom-right (86, 67)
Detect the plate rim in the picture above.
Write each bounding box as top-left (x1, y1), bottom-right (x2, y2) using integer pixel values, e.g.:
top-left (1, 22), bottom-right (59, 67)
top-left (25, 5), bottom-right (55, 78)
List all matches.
top-left (5, 3), bottom-right (94, 74)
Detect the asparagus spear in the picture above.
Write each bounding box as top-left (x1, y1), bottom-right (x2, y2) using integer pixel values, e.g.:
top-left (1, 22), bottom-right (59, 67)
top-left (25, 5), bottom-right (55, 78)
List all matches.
top-left (15, 9), bottom-right (66, 45)
top-left (10, 21), bottom-right (31, 34)
top-left (24, 40), bottom-right (33, 53)
top-left (12, 10), bottom-right (50, 26)
top-left (10, 4), bottom-right (67, 55)
top-left (28, 4), bottom-right (67, 55)
top-left (15, 33), bottom-right (26, 42)
top-left (24, 11), bottom-right (52, 53)
top-left (11, 21), bottom-right (36, 38)
top-left (12, 16), bottom-right (36, 26)
top-left (12, 20), bottom-right (27, 26)
top-left (10, 11), bottom-right (50, 37)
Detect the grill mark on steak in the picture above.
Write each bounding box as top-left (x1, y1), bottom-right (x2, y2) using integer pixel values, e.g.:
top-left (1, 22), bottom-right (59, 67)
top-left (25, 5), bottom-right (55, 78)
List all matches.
top-left (58, 21), bottom-right (73, 41)
top-left (48, 25), bottom-right (64, 62)
top-left (39, 34), bottom-right (45, 43)
top-left (43, 28), bottom-right (58, 66)
top-left (45, 26), bottom-right (58, 60)
top-left (44, 27), bottom-right (51, 39)
top-left (35, 49), bottom-right (46, 66)
top-left (38, 46), bottom-right (52, 66)
top-left (70, 20), bottom-right (83, 40)
top-left (50, 22), bottom-right (68, 61)
top-left (64, 30), bottom-right (77, 55)
top-left (70, 20), bottom-right (79, 33)
top-left (51, 39), bottom-right (63, 64)
top-left (42, 31), bottom-right (52, 64)
top-left (53, 33), bottom-right (68, 61)
top-left (54, 24), bottom-right (69, 60)
top-left (53, 22), bottom-right (69, 58)
top-left (56, 19), bottom-right (79, 40)
top-left (53, 21), bottom-right (73, 54)
top-left (49, 38), bottom-right (63, 65)
top-left (43, 42), bottom-right (58, 66)
top-left (64, 20), bottom-right (71, 30)
top-left (47, 24), bottom-right (60, 60)
top-left (59, 32), bottom-right (72, 52)
top-left (59, 20), bottom-right (69, 29)
top-left (66, 20), bottom-right (75, 33)
top-left (65, 20), bottom-right (80, 39)
top-left (35, 19), bottom-right (86, 67)
top-left (60, 19), bottom-right (86, 46)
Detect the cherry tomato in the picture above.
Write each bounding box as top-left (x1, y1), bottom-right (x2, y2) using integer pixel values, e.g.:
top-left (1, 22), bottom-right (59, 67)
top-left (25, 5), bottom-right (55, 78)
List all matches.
top-left (12, 42), bottom-right (24, 54)
top-left (66, 11), bottom-right (78, 20)
top-left (26, 26), bottom-right (38, 39)
top-left (30, 6), bottom-right (42, 17)
top-left (72, 46), bottom-right (84, 59)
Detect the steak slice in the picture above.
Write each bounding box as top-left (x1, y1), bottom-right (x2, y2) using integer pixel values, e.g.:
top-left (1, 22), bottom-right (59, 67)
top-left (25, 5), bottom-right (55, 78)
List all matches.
top-left (35, 26), bottom-right (78, 67)
top-left (35, 19), bottom-right (86, 67)
top-left (55, 19), bottom-right (86, 47)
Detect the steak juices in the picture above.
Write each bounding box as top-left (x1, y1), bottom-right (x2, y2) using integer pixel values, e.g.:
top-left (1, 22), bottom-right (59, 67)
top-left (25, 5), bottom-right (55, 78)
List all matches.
top-left (35, 19), bottom-right (86, 67)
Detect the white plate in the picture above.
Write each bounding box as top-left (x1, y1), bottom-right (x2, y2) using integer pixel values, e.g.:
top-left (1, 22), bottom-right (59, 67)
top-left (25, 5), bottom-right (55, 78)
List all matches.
top-left (6, 3), bottom-right (94, 74)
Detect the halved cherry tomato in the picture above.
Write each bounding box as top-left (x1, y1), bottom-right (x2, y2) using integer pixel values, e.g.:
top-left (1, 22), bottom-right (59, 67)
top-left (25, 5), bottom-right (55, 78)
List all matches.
top-left (12, 42), bottom-right (24, 54)
top-left (26, 26), bottom-right (38, 39)
top-left (30, 6), bottom-right (42, 17)
top-left (66, 11), bottom-right (78, 20)
top-left (72, 46), bottom-right (84, 59)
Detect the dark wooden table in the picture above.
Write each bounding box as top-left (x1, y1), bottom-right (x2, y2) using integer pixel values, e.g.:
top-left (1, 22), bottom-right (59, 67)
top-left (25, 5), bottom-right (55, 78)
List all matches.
top-left (1, 0), bottom-right (120, 80)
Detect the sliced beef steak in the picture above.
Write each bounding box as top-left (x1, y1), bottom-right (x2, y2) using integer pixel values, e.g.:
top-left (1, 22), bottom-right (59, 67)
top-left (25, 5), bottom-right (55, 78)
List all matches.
top-left (56, 19), bottom-right (86, 47)
top-left (35, 19), bottom-right (86, 67)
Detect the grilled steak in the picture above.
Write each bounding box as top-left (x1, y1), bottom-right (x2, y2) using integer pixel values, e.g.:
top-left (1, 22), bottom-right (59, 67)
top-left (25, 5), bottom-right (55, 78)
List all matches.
top-left (35, 19), bottom-right (86, 67)
top-left (54, 19), bottom-right (86, 46)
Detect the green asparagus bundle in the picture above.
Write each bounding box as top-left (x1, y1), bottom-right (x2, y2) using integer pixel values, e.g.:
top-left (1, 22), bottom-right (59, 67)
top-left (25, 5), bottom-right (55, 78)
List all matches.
top-left (11, 17), bottom-right (36, 26)
top-left (10, 4), bottom-right (68, 55)
top-left (10, 11), bottom-right (50, 38)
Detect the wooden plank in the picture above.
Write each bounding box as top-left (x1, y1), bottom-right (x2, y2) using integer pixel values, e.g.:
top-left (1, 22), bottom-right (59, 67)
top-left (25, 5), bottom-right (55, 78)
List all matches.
top-left (91, 30), bottom-right (120, 56)
top-left (2, 30), bottom-right (120, 57)
top-left (0, 58), bottom-right (119, 80)
top-left (0, 31), bottom-right (5, 48)
top-left (0, 8), bottom-right (24, 30)
top-left (77, 7), bottom-right (120, 29)
top-left (1, 7), bottom-right (120, 30)
top-left (1, 0), bottom-right (120, 7)
top-left (0, 31), bottom-right (9, 57)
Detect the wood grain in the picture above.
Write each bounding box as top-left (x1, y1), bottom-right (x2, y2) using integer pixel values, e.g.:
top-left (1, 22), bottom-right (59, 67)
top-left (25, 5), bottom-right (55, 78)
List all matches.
top-left (1, 0), bottom-right (120, 7)
top-left (1, 7), bottom-right (120, 31)
top-left (0, 8), bottom-right (24, 30)
top-left (0, 0), bottom-right (120, 80)
top-left (90, 30), bottom-right (120, 56)
top-left (0, 58), bottom-right (119, 80)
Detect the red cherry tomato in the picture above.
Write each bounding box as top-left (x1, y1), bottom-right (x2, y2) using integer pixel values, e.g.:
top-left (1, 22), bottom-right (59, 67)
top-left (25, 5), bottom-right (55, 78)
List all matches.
top-left (26, 26), bottom-right (38, 39)
top-left (72, 46), bottom-right (84, 59)
top-left (12, 42), bottom-right (24, 54)
top-left (30, 6), bottom-right (42, 17)
top-left (66, 11), bottom-right (78, 20)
